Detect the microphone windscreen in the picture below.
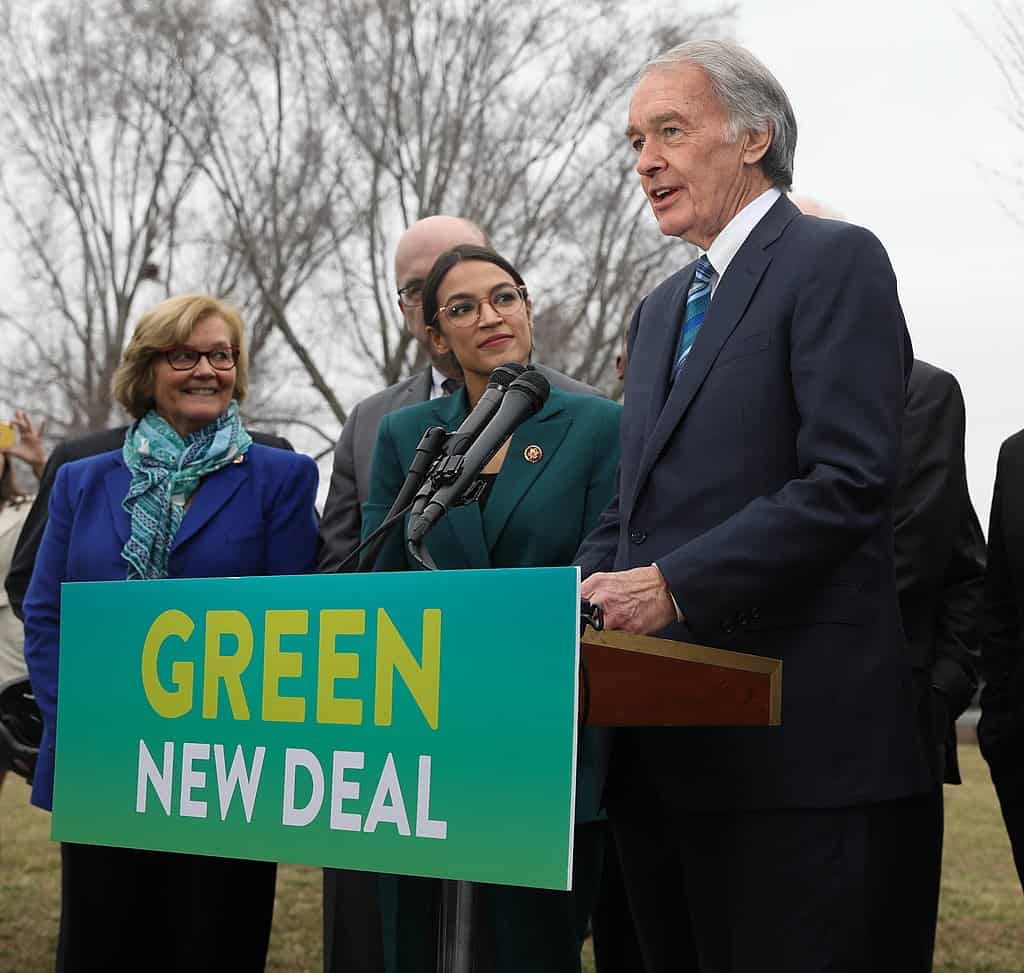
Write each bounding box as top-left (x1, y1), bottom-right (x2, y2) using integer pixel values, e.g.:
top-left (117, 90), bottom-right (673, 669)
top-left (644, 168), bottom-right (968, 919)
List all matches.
top-left (489, 362), bottom-right (527, 388)
top-left (509, 369), bottom-right (550, 410)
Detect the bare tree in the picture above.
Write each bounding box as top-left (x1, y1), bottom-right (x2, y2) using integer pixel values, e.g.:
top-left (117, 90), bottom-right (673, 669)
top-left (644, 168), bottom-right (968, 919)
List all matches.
top-left (0, 0), bottom-right (733, 447)
top-left (0, 0), bottom-right (210, 434)
top-left (317, 0), bottom-right (732, 394)
top-left (967, 2), bottom-right (1024, 226)
top-left (96, 0), bottom-right (360, 453)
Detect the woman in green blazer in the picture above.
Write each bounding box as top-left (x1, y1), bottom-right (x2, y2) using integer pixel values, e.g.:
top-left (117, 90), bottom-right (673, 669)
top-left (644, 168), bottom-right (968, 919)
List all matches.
top-left (361, 244), bottom-right (621, 973)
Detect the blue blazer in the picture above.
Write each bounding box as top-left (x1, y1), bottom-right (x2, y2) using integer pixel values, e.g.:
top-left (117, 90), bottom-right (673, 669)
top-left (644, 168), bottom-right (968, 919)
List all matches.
top-left (363, 385), bottom-right (622, 821)
top-left (23, 443), bottom-right (320, 810)
top-left (577, 194), bottom-right (931, 810)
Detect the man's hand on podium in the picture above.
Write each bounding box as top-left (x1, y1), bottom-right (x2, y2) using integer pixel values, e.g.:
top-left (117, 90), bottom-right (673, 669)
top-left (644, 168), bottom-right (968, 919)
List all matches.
top-left (580, 565), bottom-right (678, 635)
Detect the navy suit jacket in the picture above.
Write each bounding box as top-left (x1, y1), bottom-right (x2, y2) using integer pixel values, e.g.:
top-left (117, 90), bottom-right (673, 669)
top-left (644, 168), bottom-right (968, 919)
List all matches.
top-left (577, 194), bottom-right (930, 810)
top-left (23, 443), bottom-right (319, 810)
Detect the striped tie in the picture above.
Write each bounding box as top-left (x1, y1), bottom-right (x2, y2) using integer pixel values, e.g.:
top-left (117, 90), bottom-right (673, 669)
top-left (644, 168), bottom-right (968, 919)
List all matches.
top-left (673, 255), bottom-right (714, 378)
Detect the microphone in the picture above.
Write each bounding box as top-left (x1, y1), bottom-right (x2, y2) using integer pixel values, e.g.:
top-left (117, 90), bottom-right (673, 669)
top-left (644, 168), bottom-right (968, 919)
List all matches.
top-left (388, 425), bottom-right (449, 515)
top-left (407, 362), bottom-right (527, 522)
top-left (361, 363), bottom-right (530, 573)
top-left (351, 424), bottom-right (448, 572)
top-left (407, 370), bottom-right (550, 545)
top-left (445, 362), bottom-right (527, 457)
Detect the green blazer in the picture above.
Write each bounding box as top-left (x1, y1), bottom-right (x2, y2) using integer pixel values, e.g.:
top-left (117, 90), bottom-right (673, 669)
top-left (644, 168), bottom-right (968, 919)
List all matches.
top-left (362, 383), bottom-right (622, 821)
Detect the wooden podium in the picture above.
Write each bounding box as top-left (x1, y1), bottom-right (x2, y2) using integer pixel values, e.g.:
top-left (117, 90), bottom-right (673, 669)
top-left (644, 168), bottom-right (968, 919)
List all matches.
top-left (581, 627), bottom-right (782, 727)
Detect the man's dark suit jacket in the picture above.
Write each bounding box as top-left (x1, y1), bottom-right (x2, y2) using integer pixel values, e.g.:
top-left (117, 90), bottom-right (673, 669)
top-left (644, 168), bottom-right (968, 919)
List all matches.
top-left (896, 360), bottom-right (985, 786)
top-left (978, 427), bottom-right (1024, 888)
top-left (576, 193), bottom-right (929, 810)
top-left (979, 427), bottom-right (1024, 758)
top-left (4, 425), bottom-right (292, 620)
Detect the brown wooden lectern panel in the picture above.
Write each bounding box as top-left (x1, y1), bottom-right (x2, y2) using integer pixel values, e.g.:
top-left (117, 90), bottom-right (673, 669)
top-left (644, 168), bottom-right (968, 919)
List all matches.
top-left (581, 628), bottom-right (781, 727)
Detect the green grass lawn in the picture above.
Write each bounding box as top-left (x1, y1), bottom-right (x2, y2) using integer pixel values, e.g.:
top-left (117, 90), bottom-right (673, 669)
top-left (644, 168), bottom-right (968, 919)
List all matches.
top-left (1, 746), bottom-right (1020, 972)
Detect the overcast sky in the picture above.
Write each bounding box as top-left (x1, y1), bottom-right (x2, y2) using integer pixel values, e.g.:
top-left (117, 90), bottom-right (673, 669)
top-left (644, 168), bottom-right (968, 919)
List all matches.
top-left (719, 0), bottom-right (1022, 522)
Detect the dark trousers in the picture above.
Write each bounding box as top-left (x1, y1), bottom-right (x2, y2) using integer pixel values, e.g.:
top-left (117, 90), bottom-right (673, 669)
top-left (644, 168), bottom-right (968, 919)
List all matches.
top-left (323, 823), bottom-right (603, 973)
top-left (991, 762), bottom-right (1024, 891)
top-left (323, 868), bottom-right (386, 973)
top-left (610, 789), bottom-right (936, 973)
top-left (604, 775), bottom-right (699, 973)
top-left (896, 784), bottom-right (944, 972)
top-left (589, 822), bottom-right (648, 973)
top-left (57, 842), bottom-right (276, 973)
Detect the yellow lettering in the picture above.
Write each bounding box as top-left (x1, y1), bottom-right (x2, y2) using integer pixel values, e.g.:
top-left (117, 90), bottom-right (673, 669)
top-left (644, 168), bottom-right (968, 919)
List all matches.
top-left (262, 610), bottom-right (308, 722)
top-left (141, 609), bottom-right (195, 718)
top-left (374, 609), bottom-right (440, 730)
top-left (202, 610), bottom-right (253, 720)
top-left (317, 610), bottom-right (364, 725)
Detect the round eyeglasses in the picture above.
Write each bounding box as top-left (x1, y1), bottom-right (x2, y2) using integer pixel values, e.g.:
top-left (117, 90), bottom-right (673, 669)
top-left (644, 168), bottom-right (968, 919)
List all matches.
top-left (435, 285), bottom-right (528, 328)
top-left (397, 281), bottom-right (424, 308)
top-left (163, 346), bottom-right (240, 371)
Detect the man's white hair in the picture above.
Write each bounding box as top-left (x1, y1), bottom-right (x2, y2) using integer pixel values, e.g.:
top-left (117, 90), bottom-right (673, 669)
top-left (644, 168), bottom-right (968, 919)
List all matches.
top-left (644, 40), bottom-right (797, 192)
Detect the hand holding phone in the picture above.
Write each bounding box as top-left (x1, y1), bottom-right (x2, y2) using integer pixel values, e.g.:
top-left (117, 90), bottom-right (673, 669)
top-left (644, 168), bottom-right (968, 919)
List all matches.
top-left (1, 412), bottom-right (48, 475)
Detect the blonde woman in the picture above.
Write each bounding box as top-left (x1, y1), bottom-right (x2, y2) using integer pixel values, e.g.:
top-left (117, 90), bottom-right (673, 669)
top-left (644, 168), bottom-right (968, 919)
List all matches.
top-left (24, 295), bottom-right (319, 972)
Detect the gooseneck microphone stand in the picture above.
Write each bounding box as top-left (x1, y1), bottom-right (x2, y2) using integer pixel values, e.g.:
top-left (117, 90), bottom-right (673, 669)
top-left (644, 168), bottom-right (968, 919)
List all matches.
top-left (408, 518), bottom-right (471, 972)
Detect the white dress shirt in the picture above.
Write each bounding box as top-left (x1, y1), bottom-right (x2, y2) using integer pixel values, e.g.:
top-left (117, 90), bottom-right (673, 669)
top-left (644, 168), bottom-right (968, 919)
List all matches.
top-left (704, 187), bottom-right (782, 298)
top-left (429, 366), bottom-right (450, 400)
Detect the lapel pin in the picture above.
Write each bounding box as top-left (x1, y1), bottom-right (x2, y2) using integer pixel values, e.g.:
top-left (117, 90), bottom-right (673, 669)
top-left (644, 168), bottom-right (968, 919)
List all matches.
top-left (524, 444), bottom-right (543, 464)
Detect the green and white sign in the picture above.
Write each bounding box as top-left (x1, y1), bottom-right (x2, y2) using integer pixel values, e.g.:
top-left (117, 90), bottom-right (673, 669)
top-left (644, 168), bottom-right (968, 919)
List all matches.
top-left (53, 567), bottom-right (581, 890)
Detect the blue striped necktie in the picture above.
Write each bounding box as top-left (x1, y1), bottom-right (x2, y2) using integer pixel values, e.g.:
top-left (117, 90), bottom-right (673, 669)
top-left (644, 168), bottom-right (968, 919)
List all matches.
top-left (673, 254), bottom-right (714, 378)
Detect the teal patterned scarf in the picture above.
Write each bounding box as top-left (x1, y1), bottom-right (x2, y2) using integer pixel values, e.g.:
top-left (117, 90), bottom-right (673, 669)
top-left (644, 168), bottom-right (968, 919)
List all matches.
top-left (121, 402), bottom-right (252, 580)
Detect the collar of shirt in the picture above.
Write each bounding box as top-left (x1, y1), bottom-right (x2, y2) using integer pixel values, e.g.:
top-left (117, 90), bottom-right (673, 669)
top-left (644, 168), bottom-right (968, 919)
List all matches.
top-left (429, 366), bottom-right (450, 400)
top-left (703, 186), bottom-right (782, 298)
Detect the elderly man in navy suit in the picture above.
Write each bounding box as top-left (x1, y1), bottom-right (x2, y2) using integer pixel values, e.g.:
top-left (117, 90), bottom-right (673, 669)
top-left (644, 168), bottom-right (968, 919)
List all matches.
top-left (577, 40), bottom-right (930, 973)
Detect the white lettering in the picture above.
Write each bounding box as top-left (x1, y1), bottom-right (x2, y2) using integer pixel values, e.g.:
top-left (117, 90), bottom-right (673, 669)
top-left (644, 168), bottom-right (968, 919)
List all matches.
top-left (364, 752), bottom-right (410, 835)
top-left (136, 740), bottom-right (174, 815)
top-left (330, 751), bottom-right (364, 832)
top-left (180, 742), bottom-right (210, 818)
top-left (282, 748), bottom-right (324, 826)
top-left (214, 744), bottom-right (266, 823)
top-left (415, 755), bottom-right (447, 839)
